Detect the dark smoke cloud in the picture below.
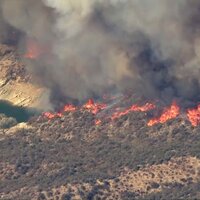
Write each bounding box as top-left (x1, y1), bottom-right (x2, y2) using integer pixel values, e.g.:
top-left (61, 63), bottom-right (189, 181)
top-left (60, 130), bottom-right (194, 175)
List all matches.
top-left (1, 0), bottom-right (200, 107)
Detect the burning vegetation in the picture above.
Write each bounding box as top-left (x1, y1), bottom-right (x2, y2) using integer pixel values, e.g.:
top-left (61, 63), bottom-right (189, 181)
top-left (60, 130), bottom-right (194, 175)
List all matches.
top-left (187, 105), bottom-right (200, 126)
top-left (147, 101), bottom-right (180, 126)
top-left (23, 39), bottom-right (43, 59)
top-left (20, 36), bottom-right (200, 128)
top-left (42, 97), bottom-right (200, 127)
top-left (9, 0), bottom-right (200, 129)
top-left (1, 1), bottom-right (200, 199)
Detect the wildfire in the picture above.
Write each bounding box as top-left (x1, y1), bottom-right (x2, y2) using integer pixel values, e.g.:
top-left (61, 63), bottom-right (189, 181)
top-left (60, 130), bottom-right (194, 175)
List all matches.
top-left (111, 103), bottom-right (155, 120)
top-left (95, 119), bottom-right (102, 125)
top-left (43, 104), bottom-right (77, 120)
top-left (83, 99), bottom-right (107, 114)
top-left (187, 104), bottom-right (200, 126)
top-left (24, 39), bottom-right (42, 59)
top-left (147, 101), bottom-right (180, 126)
top-left (43, 112), bottom-right (60, 119)
top-left (130, 103), bottom-right (156, 112)
top-left (63, 104), bottom-right (77, 112)
top-left (42, 96), bottom-right (200, 127)
top-left (43, 99), bottom-right (107, 121)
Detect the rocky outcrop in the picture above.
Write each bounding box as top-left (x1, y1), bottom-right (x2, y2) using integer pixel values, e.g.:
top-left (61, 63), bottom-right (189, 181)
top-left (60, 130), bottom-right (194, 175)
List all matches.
top-left (0, 44), bottom-right (47, 109)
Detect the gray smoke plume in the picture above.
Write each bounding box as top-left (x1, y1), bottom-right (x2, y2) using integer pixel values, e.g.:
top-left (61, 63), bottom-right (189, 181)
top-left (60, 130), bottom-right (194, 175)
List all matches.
top-left (1, 0), bottom-right (200, 107)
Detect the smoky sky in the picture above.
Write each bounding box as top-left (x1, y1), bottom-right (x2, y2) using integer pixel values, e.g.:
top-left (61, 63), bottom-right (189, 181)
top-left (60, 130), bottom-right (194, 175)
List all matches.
top-left (1, 0), bottom-right (200, 107)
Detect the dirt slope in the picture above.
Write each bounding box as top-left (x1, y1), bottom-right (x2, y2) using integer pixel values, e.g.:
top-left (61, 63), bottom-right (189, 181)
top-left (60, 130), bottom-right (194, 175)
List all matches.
top-left (0, 44), bottom-right (46, 108)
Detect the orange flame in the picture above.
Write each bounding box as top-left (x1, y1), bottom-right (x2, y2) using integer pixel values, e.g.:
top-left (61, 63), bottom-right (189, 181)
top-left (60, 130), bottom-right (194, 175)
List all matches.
top-left (83, 99), bottom-right (107, 114)
top-left (130, 103), bottom-right (156, 112)
top-left (111, 103), bottom-right (155, 120)
top-left (95, 119), bottom-right (102, 125)
top-left (63, 104), bottom-right (77, 112)
top-left (43, 104), bottom-right (76, 119)
top-left (147, 101), bottom-right (180, 126)
top-left (43, 99), bottom-right (106, 121)
top-left (43, 98), bottom-right (200, 127)
top-left (43, 112), bottom-right (59, 119)
top-left (187, 104), bottom-right (200, 126)
top-left (24, 39), bottom-right (42, 59)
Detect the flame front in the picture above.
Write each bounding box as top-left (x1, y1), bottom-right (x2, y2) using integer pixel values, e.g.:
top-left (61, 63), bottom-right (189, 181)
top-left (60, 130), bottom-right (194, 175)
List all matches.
top-left (187, 104), bottom-right (200, 126)
top-left (111, 103), bottom-right (155, 120)
top-left (147, 101), bottom-right (180, 126)
top-left (43, 112), bottom-right (58, 119)
top-left (83, 99), bottom-right (107, 114)
top-left (42, 97), bottom-right (200, 127)
top-left (63, 104), bottom-right (77, 112)
top-left (43, 99), bottom-right (107, 122)
top-left (43, 104), bottom-right (77, 119)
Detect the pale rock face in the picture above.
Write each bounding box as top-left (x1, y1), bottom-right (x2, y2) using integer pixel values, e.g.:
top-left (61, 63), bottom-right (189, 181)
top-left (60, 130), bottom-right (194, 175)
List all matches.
top-left (0, 44), bottom-right (51, 110)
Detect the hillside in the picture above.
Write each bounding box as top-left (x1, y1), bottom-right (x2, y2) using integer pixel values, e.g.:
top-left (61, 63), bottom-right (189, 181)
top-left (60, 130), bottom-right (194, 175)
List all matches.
top-left (0, 44), bottom-right (200, 200)
top-left (0, 108), bottom-right (200, 199)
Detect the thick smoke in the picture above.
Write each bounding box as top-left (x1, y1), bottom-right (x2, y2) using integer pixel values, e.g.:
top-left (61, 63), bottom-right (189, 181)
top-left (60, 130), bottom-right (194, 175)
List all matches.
top-left (1, 0), bottom-right (200, 106)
